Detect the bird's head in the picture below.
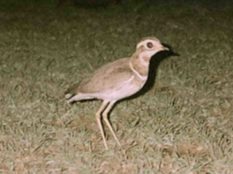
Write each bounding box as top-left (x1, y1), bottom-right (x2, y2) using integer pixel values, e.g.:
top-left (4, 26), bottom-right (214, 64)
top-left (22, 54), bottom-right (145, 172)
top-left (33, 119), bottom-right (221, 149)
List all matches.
top-left (133, 37), bottom-right (169, 64)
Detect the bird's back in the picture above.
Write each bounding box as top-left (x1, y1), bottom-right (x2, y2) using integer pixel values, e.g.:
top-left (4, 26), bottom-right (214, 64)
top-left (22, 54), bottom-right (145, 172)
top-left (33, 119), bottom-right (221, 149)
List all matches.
top-left (78, 57), bottom-right (133, 93)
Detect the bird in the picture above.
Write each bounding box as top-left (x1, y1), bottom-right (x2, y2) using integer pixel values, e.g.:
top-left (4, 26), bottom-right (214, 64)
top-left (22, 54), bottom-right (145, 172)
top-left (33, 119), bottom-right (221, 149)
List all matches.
top-left (65, 37), bottom-right (169, 150)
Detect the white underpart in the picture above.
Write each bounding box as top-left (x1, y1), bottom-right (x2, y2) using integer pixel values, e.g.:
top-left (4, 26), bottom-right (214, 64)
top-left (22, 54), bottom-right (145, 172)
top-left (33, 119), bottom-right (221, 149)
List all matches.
top-left (68, 75), bottom-right (146, 102)
top-left (129, 62), bottom-right (147, 81)
top-left (96, 75), bottom-right (142, 101)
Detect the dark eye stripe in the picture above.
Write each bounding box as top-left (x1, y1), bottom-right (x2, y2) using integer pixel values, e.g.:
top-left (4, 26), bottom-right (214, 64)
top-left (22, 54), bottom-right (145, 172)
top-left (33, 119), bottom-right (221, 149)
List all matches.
top-left (147, 42), bottom-right (153, 48)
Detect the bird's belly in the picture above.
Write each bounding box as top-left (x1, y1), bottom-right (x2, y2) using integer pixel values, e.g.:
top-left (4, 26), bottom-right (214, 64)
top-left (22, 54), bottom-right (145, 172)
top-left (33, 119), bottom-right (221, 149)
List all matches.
top-left (94, 76), bottom-right (146, 101)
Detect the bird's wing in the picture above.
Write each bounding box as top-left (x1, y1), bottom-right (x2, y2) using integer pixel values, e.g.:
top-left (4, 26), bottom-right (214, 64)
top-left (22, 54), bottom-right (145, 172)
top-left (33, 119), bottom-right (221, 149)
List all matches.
top-left (78, 58), bottom-right (133, 93)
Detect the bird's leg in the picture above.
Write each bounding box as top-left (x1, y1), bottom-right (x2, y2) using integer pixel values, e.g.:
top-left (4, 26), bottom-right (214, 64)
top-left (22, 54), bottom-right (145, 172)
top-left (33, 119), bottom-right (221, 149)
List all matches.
top-left (102, 101), bottom-right (121, 147)
top-left (95, 100), bottom-right (109, 150)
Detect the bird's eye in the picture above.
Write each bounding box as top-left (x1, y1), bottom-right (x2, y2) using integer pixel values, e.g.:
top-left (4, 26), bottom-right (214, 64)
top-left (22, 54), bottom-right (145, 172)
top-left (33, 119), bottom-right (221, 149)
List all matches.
top-left (147, 42), bottom-right (153, 48)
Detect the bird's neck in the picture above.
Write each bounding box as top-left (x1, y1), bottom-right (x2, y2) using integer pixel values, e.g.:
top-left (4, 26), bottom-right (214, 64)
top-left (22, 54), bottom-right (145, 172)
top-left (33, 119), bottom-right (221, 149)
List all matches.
top-left (129, 52), bottom-right (151, 77)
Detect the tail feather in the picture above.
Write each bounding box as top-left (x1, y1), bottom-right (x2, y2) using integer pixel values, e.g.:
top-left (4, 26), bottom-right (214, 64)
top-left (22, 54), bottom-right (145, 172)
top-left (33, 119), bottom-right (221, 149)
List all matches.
top-left (65, 83), bottom-right (95, 103)
top-left (64, 83), bottom-right (79, 100)
top-left (65, 93), bottom-right (75, 100)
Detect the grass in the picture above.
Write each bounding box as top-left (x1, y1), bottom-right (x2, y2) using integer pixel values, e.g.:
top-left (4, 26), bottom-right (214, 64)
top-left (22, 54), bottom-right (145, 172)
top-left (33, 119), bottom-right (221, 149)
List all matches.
top-left (0, 1), bottom-right (233, 173)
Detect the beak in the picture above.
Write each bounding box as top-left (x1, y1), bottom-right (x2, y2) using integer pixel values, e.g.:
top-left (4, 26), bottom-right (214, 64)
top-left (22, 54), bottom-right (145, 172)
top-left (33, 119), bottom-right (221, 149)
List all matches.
top-left (161, 43), bottom-right (170, 51)
top-left (162, 46), bottom-right (169, 51)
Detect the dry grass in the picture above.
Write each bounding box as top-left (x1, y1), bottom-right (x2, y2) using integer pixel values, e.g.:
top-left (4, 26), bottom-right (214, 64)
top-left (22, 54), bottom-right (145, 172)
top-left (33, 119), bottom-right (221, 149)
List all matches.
top-left (0, 1), bottom-right (233, 173)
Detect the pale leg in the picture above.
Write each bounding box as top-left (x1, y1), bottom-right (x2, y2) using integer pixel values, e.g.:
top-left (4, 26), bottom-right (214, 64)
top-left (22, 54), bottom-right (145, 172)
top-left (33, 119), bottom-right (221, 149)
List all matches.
top-left (102, 101), bottom-right (121, 147)
top-left (95, 100), bottom-right (109, 150)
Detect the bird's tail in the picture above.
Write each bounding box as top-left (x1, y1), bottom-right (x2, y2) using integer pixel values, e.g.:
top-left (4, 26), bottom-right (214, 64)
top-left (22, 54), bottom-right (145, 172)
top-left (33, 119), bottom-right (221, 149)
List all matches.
top-left (64, 83), bottom-right (79, 100)
top-left (65, 92), bottom-right (75, 100)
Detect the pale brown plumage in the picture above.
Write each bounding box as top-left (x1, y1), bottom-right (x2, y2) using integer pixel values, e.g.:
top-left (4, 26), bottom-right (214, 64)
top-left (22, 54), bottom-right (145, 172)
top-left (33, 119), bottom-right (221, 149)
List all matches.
top-left (65, 37), bottom-right (168, 149)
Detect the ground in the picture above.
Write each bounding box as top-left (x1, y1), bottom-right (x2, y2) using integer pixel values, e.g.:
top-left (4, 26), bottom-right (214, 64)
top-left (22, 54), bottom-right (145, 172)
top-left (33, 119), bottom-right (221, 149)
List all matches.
top-left (0, 0), bottom-right (233, 173)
